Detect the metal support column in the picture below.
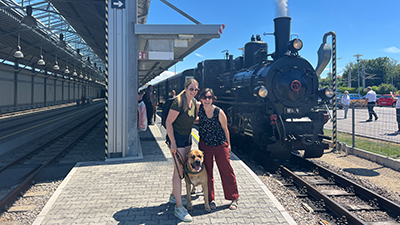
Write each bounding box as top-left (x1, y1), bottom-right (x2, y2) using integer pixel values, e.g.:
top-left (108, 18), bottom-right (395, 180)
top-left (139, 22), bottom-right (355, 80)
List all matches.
top-left (14, 61), bottom-right (18, 108)
top-left (108, 0), bottom-right (139, 158)
top-left (62, 80), bottom-right (64, 103)
top-left (44, 77), bottom-right (47, 106)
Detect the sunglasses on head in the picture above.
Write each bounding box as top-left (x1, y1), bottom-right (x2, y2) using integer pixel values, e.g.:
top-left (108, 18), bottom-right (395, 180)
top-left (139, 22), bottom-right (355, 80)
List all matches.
top-left (188, 87), bottom-right (199, 92)
top-left (201, 96), bottom-right (213, 100)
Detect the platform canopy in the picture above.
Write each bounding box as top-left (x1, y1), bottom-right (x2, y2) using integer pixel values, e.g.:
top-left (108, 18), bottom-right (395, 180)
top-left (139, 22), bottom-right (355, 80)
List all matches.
top-left (0, 0), bottom-right (112, 82)
top-left (135, 24), bottom-right (222, 86)
top-left (0, 0), bottom-right (223, 86)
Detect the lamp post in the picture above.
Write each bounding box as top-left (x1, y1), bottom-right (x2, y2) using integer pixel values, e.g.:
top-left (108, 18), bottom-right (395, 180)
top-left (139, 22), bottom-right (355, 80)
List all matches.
top-left (354, 54), bottom-right (363, 96)
top-left (392, 67), bottom-right (394, 94)
top-left (391, 60), bottom-right (394, 93)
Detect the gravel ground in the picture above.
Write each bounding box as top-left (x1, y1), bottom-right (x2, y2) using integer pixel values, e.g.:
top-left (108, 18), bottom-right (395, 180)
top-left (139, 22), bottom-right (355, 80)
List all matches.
top-left (0, 120), bottom-right (105, 225)
top-left (252, 150), bottom-right (400, 224)
top-left (311, 150), bottom-right (400, 204)
top-left (1, 119), bottom-right (399, 224)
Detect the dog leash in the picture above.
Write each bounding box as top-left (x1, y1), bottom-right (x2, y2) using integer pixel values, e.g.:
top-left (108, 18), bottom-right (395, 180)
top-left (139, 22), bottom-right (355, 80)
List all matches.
top-left (173, 151), bottom-right (185, 180)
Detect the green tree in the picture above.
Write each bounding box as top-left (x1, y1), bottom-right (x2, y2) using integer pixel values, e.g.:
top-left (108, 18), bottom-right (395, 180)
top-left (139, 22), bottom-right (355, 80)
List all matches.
top-left (323, 57), bottom-right (400, 93)
top-left (319, 76), bottom-right (331, 88)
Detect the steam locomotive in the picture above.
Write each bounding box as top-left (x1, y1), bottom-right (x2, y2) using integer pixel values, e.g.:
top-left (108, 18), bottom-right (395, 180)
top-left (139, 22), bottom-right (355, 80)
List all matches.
top-left (154, 16), bottom-right (334, 159)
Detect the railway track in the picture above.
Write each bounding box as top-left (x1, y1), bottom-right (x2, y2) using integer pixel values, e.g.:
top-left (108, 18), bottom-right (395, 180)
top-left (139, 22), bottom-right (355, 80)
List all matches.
top-left (0, 106), bottom-right (104, 213)
top-left (265, 154), bottom-right (400, 225)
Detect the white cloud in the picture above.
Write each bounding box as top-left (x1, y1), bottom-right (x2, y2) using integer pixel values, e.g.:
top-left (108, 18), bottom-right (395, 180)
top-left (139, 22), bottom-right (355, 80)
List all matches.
top-left (149, 71), bottom-right (176, 85)
top-left (384, 47), bottom-right (400, 53)
top-left (195, 53), bottom-right (203, 57)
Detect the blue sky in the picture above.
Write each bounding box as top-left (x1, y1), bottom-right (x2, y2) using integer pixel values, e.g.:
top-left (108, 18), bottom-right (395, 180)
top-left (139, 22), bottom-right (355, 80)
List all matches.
top-left (146, 0), bottom-right (400, 84)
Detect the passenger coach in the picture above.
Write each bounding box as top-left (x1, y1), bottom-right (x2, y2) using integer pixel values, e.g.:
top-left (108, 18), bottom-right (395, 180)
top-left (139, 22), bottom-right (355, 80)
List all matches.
top-left (153, 69), bottom-right (195, 106)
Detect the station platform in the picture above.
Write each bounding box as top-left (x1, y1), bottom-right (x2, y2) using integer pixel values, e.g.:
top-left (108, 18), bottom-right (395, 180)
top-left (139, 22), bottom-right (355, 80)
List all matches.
top-left (33, 123), bottom-right (296, 225)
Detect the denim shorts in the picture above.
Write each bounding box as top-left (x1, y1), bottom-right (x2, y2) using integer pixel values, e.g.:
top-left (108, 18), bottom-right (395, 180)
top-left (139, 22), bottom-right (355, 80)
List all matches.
top-left (166, 131), bottom-right (192, 148)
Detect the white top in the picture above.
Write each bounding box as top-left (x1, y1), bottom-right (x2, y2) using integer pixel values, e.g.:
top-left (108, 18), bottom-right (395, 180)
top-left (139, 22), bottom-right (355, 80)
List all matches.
top-left (396, 97), bottom-right (400, 109)
top-left (365, 90), bottom-right (376, 102)
top-left (341, 95), bottom-right (350, 105)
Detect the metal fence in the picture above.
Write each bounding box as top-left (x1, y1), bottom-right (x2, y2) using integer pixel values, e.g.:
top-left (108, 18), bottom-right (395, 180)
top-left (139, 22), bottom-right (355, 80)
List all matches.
top-left (324, 103), bottom-right (400, 158)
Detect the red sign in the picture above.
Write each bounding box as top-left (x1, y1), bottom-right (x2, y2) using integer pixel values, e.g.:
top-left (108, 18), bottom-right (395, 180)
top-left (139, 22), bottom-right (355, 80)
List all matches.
top-left (138, 51), bottom-right (147, 60)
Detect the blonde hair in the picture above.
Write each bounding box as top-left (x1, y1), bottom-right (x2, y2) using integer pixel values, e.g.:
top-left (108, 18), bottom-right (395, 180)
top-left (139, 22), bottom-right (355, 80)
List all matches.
top-left (176, 78), bottom-right (199, 112)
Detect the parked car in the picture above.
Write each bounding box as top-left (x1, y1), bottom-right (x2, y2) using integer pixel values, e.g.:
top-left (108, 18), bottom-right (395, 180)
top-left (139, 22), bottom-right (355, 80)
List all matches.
top-left (377, 94), bottom-right (398, 107)
top-left (348, 94), bottom-right (363, 102)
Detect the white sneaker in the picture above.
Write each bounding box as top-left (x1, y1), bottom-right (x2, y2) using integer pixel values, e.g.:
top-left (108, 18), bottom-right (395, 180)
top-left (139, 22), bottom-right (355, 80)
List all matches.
top-left (174, 205), bottom-right (192, 222)
top-left (169, 194), bottom-right (187, 205)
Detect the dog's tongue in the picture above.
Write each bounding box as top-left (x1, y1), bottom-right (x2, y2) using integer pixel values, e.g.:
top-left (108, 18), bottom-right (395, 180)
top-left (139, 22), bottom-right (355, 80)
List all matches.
top-left (195, 166), bottom-right (201, 172)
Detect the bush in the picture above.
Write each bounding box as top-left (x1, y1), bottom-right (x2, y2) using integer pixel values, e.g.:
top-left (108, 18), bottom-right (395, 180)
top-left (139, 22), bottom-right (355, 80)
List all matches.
top-left (376, 83), bottom-right (397, 94)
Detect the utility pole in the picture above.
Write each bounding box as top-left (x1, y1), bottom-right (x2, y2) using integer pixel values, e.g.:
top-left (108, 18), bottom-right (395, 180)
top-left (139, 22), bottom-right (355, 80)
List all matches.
top-left (362, 61), bottom-right (365, 89)
top-left (354, 54), bottom-right (363, 96)
top-left (348, 69), bottom-right (352, 88)
top-left (391, 60), bottom-right (394, 93)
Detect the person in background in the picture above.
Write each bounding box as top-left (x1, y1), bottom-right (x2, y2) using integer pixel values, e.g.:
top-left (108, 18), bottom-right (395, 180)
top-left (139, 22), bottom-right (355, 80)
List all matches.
top-left (152, 93), bottom-right (158, 123)
top-left (143, 85), bottom-right (154, 125)
top-left (197, 88), bottom-right (239, 211)
top-left (165, 79), bottom-right (199, 222)
top-left (364, 86), bottom-right (378, 122)
top-left (341, 91), bottom-right (350, 119)
top-left (138, 90), bottom-right (144, 102)
top-left (391, 92), bottom-right (400, 133)
top-left (169, 89), bottom-right (176, 98)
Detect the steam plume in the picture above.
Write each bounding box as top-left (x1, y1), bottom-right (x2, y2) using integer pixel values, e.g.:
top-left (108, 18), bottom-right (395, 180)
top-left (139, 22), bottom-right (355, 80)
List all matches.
top-left (275, 0), bottom-right (288, 17)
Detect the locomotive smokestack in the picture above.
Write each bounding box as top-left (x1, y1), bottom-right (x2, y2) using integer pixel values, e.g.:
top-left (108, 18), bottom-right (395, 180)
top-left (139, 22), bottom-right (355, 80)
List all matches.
top-left (273, 16), bottom-right (291, 60)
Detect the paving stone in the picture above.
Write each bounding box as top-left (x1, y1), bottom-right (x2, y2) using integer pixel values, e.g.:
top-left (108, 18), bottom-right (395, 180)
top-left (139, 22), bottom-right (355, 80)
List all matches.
top-left (33, 125), bottom-right (296, 225)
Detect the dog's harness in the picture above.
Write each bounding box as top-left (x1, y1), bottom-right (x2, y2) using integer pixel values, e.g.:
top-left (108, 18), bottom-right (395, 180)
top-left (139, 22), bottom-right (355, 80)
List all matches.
top-left (173, 152), bottom-right (205, 185)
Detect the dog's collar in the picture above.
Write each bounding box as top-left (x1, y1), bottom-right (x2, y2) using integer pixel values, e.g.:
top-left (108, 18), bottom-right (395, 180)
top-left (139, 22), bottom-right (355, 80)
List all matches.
top-left (183, 163), bottom-right (204, 186)
top-left (184, 163), bottom-right (204, 174)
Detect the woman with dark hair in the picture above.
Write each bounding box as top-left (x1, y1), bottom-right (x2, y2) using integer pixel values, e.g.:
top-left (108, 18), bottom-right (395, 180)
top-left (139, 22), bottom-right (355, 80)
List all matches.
top-left (196, 88), bottom-right (239, 210)
top-left (165, 78), bottom-right (199, 222)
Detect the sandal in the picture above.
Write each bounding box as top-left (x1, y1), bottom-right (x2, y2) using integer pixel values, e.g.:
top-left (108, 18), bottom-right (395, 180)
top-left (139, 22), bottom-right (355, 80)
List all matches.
top-left (209, 201), bottom-right (216, 210)
top-left (229, 199), bottom-right (238, 210)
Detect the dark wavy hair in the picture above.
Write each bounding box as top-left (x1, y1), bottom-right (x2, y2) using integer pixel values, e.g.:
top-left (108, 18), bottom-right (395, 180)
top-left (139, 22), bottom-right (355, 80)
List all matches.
top-left (199, 88), bottom-right (217, 102)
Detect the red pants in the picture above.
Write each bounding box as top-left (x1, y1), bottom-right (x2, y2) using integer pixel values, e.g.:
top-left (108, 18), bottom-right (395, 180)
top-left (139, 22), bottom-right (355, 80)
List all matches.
top-left (199, 139), bottom-right (239, 202)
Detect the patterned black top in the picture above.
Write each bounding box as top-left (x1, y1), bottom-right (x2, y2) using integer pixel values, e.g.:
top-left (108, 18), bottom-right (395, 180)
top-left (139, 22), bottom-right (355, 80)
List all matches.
top-left (198, 104), bottom-right (226, 147)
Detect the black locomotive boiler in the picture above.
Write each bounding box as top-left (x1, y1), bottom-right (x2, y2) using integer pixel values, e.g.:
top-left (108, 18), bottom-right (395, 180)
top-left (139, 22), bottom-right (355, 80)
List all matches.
top-left (195, 17), bottom-right (334, 158)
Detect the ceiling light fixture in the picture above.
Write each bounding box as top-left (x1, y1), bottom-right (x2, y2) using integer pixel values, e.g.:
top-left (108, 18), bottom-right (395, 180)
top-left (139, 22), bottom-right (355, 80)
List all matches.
top-left (53, 54), bottom-right (59, 70)
top-left (37, 46), bottom-right (45, 66)
top-left (64, 60), bottom-right (70, 74)
top-left (21, 5), bottom-right (37, 28)
top-left (14, 33), bottom-right (24, 58)
top-left (57, 33), bottom-right (66, 48)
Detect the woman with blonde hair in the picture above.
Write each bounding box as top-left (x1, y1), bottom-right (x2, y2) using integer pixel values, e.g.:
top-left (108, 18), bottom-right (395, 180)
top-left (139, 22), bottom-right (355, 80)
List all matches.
top-left (165, 78), bottom-right (199, 222)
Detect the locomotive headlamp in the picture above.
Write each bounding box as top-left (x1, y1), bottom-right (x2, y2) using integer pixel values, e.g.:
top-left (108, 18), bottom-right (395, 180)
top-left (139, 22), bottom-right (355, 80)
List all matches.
top-left (287, 38), bottom-right (303, 52)
top-left (325, 88), bottom-right (334, 98)
top-left (253, 86), bottom-right (268, 98)
top-left (318, 87), bottom-right (334, 101)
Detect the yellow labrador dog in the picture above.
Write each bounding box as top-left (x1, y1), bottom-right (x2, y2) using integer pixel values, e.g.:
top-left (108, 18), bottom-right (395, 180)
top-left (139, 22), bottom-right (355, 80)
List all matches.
top-left (185, 149), bottom-right (210, 212)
